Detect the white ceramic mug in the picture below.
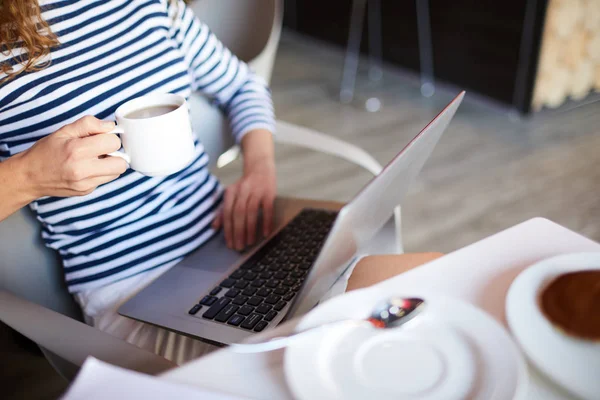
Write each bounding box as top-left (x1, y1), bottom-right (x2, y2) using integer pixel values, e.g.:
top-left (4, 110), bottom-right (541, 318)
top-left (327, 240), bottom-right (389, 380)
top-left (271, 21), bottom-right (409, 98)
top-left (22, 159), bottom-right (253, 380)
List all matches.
top-left (108, 93), bottom-right (195, 177)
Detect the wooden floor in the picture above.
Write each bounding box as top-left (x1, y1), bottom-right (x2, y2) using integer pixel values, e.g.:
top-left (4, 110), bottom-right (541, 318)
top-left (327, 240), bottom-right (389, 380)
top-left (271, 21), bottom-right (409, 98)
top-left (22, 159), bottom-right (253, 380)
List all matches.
top-left (4, 31), bottom-right (600, 399)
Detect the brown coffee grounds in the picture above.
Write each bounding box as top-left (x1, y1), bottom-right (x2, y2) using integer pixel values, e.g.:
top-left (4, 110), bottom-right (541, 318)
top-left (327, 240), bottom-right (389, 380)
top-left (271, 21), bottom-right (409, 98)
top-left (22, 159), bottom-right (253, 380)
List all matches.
top-left (540, 270), bottom-right (600, 341)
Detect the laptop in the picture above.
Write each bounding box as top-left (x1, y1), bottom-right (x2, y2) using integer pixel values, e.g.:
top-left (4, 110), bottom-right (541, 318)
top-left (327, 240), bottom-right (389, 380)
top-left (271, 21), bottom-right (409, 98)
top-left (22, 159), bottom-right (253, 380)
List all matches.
top-left (119, 91), bottom-right (465, 345)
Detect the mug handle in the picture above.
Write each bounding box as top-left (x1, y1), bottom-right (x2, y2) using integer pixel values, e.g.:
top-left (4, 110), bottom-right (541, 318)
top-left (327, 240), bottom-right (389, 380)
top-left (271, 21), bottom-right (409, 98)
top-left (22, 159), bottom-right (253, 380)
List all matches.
top-left (106, 126), bottom-right (131, 164)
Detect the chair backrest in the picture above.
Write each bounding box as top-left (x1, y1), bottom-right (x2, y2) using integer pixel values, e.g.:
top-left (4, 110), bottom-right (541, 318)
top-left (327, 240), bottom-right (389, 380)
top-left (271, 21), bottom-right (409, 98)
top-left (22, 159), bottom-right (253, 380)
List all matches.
top-left (0, 0), bottom-right (282, 320)
top-left (0, 207), bottom-right (83, 320)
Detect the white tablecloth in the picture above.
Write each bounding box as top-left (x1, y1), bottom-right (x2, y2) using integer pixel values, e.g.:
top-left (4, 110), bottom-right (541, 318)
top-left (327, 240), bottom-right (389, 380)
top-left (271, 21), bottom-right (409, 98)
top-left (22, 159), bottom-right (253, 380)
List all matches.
top-left (161, 218), bottom-right (599, 399)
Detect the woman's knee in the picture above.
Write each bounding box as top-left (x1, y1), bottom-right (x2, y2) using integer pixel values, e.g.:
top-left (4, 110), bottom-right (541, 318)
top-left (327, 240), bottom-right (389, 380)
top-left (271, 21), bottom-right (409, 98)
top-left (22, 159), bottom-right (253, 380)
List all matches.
top-left (346, 252), bottom-right (443, 291)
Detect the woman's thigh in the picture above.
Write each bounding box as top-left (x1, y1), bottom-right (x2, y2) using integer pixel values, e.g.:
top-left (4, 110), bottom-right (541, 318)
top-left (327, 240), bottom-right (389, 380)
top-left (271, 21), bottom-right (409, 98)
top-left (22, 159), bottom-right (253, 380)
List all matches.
top-left (346, 253), bottom-right (443, 292)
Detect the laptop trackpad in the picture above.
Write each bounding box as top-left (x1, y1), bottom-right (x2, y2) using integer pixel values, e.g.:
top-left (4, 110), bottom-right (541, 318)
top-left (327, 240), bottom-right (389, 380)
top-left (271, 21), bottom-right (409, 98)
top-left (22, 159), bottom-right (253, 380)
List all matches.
top-left (179, 234), bottom-right (245, 273)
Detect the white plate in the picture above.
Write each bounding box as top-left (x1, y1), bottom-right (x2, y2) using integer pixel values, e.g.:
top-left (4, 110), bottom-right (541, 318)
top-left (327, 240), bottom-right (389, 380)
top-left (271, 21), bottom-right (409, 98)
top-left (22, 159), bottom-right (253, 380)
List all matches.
top-left (284, 288), bottom-right (527, 400)
top-left (506, 253), bottom-right (600, 400)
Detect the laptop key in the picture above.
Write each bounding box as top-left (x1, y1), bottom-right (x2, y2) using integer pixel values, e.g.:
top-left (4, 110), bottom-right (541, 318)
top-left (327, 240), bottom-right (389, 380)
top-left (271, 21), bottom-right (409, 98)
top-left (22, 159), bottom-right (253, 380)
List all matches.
top-left (234, 280), bottom-right (249, 289)
top-left (291, 270), bottom-right (305, 279)
top-left (242, 287), bottom-right (257, 296)
top-left (274, 271), bottom-right (287, 280)
top-left (251, 279), bottom-right (266, 288)
top-left (264, 310), bottom-right (278, 321)
top-left (298, 248), bottom-right (309, 256)
top-left (286, 247), bottom-right (298, 255)
top-left (283, 278), bottom-right (295, 287)
top-left (238, 305), bottom-right (254, 316)
top-left (273, 287), bottom-right (287, 295)
top-left (267, 264), bottom-right (280, 272)
top-left (251, 264), bottom-right (266, 272)
top-left (256, 288), bottom-right (271, 297)
top-left (209, 287), bottom-right (222, 296)
top-left (240, 313), bottom-right (262, 330)
top-left (247, 296), bottom-right (263, 306)
top-left (259, 271), bottom-right (273, 280)
top-left (230, 270), bottom-right (245, 279)
top-left (274, 301), bottom-right (286, 311)
top-left (227, 314), bottom-right (245, 326)
top-left (232, 295), bottom-right (249, 305)
top-left (281, 264), bottom-right (295, 272)
top-left (244, 271), bottom-right (258, 281)
top-left (220, 278), bottom-right (236, 288)
top-left (215, 305), bottom-right (239, 323)
top-left (283, 292), bottom-right (295, 301)
top-left (188, 304), bottom-right (203, 315)
top-left (265, 280), bottom-right (280, 288)
top-left (254, 321), bottom-right (268, 332)
top-left (202, 297), bottom-right (231, 319)
top-left (225, 289), bottom-right (240, 298)
top-left (255, 304), bottom-right (272, 314)
top-left (265, 294), bottom-right (281, 305)
top-left (200, 296), bottom-right (218, 306)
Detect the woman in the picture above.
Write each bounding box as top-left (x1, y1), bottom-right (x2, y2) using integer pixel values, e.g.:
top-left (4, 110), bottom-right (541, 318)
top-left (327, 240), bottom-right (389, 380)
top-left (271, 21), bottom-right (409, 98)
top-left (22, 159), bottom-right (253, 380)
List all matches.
top-left (1, 0), bottom-right (431, 364)
top-left (1, 0), bottom-right (276, 363)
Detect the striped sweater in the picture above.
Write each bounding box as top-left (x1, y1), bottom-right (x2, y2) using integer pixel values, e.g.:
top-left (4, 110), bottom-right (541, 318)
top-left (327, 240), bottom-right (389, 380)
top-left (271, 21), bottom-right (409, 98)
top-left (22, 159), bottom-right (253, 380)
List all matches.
top-left (0, 0), bottom-right (275, 292)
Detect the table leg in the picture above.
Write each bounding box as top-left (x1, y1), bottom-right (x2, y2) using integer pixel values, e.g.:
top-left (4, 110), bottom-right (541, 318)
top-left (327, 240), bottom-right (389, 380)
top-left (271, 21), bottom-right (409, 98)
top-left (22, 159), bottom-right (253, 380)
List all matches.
top-left (340, 0), bottom-right (368, 103)
top-left (416, 0), bottom-right (435, 97)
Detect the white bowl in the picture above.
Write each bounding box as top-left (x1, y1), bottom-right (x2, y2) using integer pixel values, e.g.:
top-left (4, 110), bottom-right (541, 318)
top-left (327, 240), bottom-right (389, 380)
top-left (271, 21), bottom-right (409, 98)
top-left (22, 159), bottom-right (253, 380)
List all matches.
top-left (506, 252), bottom-right (600, 400)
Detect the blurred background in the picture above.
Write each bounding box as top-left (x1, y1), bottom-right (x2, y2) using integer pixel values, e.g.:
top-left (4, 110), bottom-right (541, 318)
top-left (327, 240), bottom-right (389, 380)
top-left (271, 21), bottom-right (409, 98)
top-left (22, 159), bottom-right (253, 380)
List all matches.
top-left (4, 0), bottom-right (599, 398)
top-left (214, 0), bottom-right (600, 252)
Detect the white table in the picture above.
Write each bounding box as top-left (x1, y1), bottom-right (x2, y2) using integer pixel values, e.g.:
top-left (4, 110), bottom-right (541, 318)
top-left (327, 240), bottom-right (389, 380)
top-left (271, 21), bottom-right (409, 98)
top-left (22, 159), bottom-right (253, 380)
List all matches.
top-left (161, 218), bottom-right (599, 399)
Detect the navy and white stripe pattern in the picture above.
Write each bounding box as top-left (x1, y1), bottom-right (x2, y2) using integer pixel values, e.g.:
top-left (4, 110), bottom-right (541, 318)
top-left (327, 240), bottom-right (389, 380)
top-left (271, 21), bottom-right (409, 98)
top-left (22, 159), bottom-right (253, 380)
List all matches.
top-left (0, 0), bottom-right (275, 292)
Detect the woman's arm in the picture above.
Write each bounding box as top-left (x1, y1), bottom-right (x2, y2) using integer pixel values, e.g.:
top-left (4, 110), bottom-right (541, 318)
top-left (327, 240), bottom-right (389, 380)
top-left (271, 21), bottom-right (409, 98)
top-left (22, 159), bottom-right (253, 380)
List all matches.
top-left (168, 1), bottom-right (276, 249)
top-left (0, 153), bottom-right (37, 221)
top-left (0, 116), bottom-right (126, 222)
top-left (213, 129), bottom-right (275, 250)
top-left (166, 2), bottom-right (275, 142)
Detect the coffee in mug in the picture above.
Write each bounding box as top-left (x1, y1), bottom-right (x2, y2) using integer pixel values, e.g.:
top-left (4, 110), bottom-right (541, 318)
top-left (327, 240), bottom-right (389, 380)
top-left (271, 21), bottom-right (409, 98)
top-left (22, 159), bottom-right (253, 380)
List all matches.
top-left (107, 93), bottom-right (195, 177)
top-left (124, 105), bottom-right (179, 120)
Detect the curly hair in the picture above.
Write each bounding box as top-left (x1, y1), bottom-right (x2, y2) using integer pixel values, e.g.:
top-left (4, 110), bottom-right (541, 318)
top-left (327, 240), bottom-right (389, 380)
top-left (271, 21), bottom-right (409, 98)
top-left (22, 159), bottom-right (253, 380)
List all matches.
top-left (0, 0), bottom-right (59, 81)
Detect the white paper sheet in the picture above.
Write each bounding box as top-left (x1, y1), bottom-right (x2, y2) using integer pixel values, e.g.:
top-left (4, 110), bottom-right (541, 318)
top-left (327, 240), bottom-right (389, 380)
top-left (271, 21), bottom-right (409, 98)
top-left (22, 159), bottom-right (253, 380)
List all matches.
top-left (62, 357), bottom-right (248, 400)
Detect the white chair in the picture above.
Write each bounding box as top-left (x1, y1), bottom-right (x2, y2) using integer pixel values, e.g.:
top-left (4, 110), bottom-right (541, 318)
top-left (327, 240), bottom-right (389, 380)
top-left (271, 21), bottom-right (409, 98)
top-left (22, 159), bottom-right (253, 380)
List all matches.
top-left (0, 0), bottom-right (402, 382)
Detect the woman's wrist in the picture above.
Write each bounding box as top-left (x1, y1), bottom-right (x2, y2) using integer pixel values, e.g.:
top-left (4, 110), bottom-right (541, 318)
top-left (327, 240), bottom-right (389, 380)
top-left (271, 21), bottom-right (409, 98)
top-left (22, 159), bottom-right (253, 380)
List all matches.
top-left (240, 129), bottom-right (275, 173)
top-left (8, 151), bottom-right (40, 201)
top-left (0, 151), bottom-right (39, 221)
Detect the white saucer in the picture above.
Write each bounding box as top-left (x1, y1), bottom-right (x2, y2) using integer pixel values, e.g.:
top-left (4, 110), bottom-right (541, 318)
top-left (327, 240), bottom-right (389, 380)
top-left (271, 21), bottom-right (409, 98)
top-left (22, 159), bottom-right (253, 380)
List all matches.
top-left (506, 253), bottom-right (600, 400)
top-left (284, 289), bottom-right (527, 400)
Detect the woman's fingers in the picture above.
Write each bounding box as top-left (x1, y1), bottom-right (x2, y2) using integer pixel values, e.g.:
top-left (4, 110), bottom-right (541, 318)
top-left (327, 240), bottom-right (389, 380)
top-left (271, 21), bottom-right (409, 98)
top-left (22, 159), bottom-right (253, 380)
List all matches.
top-left (221, 179), bottom-right (275, 250)
top-left (262, 191), bottom-right (275, 237)
top-left (232, 184), bottom-right (250, 250)
top-left (80, 133), bottom-right (122, 158)
top-left (60, 115), bottom-right (115, 139)
top-left (222, 186), bottom-right (237, 249)
top-left (245, 195), bottom-right (261, 246)
top-left (88, 156), bottom-right (128, 178)
top-left (212, 209), bottom-right (223, 230)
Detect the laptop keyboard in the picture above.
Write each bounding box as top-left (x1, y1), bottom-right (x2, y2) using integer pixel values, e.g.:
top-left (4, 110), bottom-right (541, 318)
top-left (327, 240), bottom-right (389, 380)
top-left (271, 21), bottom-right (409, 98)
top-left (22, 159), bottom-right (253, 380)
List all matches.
top-left (187, 208), bottom-right (338, 332)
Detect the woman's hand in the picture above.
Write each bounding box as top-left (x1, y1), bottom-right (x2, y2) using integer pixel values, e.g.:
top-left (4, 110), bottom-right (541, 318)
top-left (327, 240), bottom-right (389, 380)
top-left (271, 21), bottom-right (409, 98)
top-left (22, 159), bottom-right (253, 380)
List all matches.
top-left (21, 115), bottom-right (128, 198)
top-left (212, 129), bottom-right (276, 250)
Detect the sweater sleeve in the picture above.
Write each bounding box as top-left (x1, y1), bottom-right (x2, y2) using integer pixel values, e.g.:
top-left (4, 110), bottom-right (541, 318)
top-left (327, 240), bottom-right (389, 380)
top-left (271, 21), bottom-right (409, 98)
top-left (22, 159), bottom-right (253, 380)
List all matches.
top-left (166, 0), bottom-right (275, 143)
